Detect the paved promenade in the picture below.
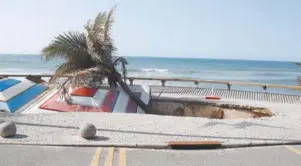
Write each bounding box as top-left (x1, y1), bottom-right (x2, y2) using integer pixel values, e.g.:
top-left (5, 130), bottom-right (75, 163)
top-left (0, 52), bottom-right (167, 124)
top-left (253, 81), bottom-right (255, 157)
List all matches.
top-left (1, 91), bottom-right (301, 166)
top-left (0, 98), bottom-right (301, 147)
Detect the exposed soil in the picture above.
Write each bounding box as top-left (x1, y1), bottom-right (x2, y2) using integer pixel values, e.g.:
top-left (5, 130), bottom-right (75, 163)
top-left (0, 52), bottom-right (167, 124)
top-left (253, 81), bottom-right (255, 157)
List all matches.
top-left (150, 100), bottom-right (274, 119)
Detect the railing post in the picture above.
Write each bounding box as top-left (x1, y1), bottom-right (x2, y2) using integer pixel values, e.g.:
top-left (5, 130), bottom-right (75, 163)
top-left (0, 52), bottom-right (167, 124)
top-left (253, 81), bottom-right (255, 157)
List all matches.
top-left (262, 84), bottom-right (267, 91)
top-left (194, 81), bottom-right (199, 87)
top-left (129, 78), bottom-right (133, 85)
top-left (161, 80), bottom-right (166, 86)
top-left (227, 83), bottom-right (232, 90)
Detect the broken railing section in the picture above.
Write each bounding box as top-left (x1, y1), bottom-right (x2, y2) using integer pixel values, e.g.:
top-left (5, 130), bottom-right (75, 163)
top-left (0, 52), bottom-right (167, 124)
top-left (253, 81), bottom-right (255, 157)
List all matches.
top-left (1, 74), bottom-right (301, 91)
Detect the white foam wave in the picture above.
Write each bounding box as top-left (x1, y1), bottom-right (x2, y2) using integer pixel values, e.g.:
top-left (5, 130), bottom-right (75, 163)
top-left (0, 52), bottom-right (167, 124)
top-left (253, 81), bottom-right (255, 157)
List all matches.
top-left (0, 71), bottom-right (53, 75)
top-left (141, 68), bottom-right (168, 73)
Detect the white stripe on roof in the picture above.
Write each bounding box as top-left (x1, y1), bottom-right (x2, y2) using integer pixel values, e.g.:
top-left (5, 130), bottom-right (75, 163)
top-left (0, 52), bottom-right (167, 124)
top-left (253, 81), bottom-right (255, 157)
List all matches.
top-left (0, 78), bottom-right (8, 83)
top-left (93, 89), bottom-right (108, 107)
top-left (70, 96), bottom-right (96, 107)
top-left (69, 89), bottom-right (108, 107)
top-left (0, 79), bottom-right (34, 101)
top-left (113, 89), bottom-right (128, 113)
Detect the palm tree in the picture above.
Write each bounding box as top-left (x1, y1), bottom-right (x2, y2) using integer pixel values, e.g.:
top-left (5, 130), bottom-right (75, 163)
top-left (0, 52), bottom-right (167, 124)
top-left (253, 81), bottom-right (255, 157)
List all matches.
top-left (41, 6), bottom-right (150, 113)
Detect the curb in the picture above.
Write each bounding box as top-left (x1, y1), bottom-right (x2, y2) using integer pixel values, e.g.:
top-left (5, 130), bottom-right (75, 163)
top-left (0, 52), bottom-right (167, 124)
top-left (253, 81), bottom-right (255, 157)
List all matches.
top-left (222, 141), bottom-right (301, 149)
top-left (2, 140), bottom-right (301, 150)
top-left (0, 142), bottom-right (168, 149)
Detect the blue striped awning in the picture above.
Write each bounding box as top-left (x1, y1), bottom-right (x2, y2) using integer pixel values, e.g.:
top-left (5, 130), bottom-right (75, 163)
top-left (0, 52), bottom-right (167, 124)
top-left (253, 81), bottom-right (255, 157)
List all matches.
top-left (0, 78), bottom-right (48, 113)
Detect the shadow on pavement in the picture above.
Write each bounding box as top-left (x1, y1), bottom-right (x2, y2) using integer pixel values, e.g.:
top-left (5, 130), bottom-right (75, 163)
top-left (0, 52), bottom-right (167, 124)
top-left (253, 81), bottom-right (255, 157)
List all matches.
top-left (85, 136), bottom-right (110, 141)
top-left (5, 134), bottom-right (28, 139)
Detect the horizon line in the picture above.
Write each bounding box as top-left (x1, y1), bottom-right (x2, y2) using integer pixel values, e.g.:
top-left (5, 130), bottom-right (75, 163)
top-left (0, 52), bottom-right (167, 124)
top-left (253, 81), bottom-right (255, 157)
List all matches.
top-left (0, 53), bottom-right (298, 63)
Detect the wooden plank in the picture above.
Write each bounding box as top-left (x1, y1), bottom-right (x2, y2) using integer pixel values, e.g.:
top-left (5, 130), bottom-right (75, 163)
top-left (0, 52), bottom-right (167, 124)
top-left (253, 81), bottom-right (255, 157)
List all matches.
top-left (168, 141), bottom-right (222, 149)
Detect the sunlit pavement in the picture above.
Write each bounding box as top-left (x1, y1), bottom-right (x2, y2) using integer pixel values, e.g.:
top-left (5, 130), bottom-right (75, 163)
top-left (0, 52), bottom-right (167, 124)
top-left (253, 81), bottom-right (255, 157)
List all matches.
top-left (1, 145), bottom-right (301, 166)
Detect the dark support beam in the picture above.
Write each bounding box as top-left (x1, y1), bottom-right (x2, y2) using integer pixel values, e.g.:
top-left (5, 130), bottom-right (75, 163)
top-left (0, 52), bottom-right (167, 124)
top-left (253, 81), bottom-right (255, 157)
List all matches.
top-left (227, 83), bottom-right (232, 90)
top-left (263, 84), bottom-right (267, 91)
top-left (194, 81), bottom-right (199, 87)
top-left (129, 78), bottom-right (134, 85)
top-left (161, 80), bottom-right (166, 86)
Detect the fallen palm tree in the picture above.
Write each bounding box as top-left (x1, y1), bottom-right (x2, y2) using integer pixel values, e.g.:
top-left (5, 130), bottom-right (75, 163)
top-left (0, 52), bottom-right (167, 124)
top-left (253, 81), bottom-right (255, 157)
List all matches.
top-left (41, 5), bottom-right (150, 113)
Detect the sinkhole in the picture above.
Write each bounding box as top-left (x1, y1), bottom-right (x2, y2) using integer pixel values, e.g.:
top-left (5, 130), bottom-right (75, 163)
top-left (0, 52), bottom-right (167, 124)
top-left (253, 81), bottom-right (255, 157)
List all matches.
top-left (149, 99), bottom-right (274, 119)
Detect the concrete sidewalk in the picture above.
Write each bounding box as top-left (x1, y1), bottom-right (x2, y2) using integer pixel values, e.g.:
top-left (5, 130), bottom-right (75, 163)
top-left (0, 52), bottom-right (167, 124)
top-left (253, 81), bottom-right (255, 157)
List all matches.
top-left (1, 98), bottom-right (301, 148)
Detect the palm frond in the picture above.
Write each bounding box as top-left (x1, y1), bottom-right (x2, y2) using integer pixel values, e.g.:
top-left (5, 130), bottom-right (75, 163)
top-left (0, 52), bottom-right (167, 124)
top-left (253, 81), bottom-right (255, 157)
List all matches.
top-left (85, 17), bottom-right (106, 63)
top-left (101, 5), bottom-right (117, 64)
top-left (41, 31), bottom-right (87, 61)
top-left (43, 31), bottom-right (97, 85)
top-left (104, 5), bottom-right (116, 42)
top-left (43, 7), bottom-right (123, 92)
top-left (93, 12), bottom-right (107, 40)
top-left (84, 9), bottom-right (117, 65)
top-left (113, 56), bottom-right (128, 65)
top-left (49, 62), bottom-right (78, 84)
top-left (69, 65), bottom-right (107, 88)
top-left (49, 51), bottom-right (96, 84)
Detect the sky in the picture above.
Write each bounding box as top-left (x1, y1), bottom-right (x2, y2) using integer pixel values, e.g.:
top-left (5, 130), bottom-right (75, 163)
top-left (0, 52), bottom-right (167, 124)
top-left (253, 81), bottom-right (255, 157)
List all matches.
top-left (0, 0), bottom-right (301, 61)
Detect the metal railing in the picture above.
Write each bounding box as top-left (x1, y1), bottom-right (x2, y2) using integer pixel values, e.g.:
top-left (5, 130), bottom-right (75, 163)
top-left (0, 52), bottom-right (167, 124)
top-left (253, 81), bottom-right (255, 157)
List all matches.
top-left (127, 77), bottom-right (301, 91)
top-left (1, 73), bottom-right (301, 91)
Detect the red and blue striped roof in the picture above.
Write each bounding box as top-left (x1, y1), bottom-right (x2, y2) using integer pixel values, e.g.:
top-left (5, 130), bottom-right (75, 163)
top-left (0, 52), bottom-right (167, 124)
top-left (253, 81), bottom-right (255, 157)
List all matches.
top-left (0, 78), bottom-right (48, 113)
top-left (39, 86), bottom-right (148, 114)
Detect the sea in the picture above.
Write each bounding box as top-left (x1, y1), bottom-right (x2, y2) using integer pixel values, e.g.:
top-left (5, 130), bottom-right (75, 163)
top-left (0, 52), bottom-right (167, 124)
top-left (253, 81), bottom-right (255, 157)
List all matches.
top-left (1, 54), bottom-right (301, 95)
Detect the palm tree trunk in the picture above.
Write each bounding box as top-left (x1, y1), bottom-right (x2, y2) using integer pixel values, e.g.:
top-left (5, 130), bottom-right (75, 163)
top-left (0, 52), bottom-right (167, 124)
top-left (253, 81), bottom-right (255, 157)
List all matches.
top-left (116, 74), bottom-right (151, 113)
top-left (59, 78), bottom-right (73, 104)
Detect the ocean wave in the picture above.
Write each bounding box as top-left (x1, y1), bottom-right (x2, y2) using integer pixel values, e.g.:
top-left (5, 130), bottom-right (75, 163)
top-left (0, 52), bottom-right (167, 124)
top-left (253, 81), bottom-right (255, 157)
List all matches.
top-left (0, 70), bottom-right (53, 75)
top-left (254, 72), bottom-right (300, 77)
top-left (141, 68), bottom-right (169, 72)
top-left (127, 68), bottom-right (169, 73)
top-left (254, 73), bottom-right (287, 77)
top-left (126, 68), bottom-right (206, 74)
